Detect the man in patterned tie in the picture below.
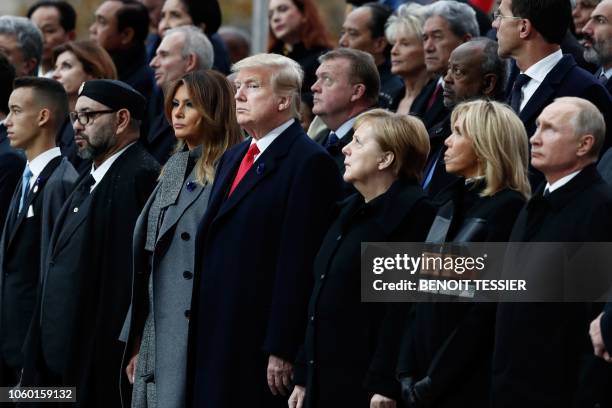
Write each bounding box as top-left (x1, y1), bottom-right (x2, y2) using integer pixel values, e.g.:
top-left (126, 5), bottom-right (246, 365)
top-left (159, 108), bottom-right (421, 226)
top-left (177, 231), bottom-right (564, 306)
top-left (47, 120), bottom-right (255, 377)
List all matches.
top-left (189, 53), bottom-right (342, 408)
top-left (311, 48), bottom-right (380, 196)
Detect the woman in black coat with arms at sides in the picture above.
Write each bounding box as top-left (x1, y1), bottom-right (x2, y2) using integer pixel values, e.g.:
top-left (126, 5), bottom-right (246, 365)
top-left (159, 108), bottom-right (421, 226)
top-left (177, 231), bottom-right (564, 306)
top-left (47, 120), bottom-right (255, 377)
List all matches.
top-left (397, 100), bottom-right (531, 408)
top-left (289, 109), bottom-right (437, 408)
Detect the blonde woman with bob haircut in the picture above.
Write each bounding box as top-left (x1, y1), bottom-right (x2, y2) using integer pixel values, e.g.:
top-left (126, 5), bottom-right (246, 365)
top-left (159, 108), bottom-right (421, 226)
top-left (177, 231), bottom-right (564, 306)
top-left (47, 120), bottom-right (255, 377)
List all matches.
top-left (290, 109), bottom-right (437, 408)
top-left (122, 70), bottom-right (242, 408)
top-left (397, 100), bottom-right (530, 408)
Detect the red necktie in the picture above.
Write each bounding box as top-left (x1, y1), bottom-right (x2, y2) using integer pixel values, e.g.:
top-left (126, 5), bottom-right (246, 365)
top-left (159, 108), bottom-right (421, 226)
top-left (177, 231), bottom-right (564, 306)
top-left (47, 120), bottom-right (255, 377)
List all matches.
top-left (228, 143), bottom-right (260, 196)
top-left (426, 83), bottom-right (442, 110)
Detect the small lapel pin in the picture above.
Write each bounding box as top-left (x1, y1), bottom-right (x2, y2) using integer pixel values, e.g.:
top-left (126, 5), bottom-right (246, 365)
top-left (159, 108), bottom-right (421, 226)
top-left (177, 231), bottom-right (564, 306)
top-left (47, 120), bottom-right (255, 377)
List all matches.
top-left (186, 181), bottom-right (196, 192)
top-left (33, 185), bottom-right (39, 194)
top-left (256, 162), bottom-right (265, 175)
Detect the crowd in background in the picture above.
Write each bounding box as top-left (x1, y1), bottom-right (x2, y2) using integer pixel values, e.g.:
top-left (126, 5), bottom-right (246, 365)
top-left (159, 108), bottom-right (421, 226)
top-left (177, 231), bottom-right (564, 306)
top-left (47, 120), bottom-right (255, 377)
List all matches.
top-left (0, 0), bottom-right (611, 407)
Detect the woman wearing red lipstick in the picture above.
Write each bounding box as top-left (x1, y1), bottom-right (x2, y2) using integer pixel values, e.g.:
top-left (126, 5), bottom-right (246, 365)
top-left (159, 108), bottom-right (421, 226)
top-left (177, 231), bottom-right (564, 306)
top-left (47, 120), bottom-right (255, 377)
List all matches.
top-left (122, 70), bottom-right (242, 408)
top-left (267, 0), bottom-right (333, 93)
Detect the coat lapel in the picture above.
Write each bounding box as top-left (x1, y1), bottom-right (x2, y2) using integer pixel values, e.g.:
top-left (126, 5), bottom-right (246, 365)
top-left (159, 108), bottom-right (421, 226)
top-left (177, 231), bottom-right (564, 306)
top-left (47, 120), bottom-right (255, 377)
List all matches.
top-left (519, 55), bottom-right (574, 124)
top-left (213, 123), bottom-right (298, 223)
top-left (156, 180), bottom-right (207, 244)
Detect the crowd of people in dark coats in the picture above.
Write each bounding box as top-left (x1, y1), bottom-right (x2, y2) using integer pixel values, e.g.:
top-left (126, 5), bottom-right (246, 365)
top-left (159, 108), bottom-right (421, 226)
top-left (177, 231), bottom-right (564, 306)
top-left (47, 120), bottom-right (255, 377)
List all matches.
top-left (0, 0), bottom-right (611, 407)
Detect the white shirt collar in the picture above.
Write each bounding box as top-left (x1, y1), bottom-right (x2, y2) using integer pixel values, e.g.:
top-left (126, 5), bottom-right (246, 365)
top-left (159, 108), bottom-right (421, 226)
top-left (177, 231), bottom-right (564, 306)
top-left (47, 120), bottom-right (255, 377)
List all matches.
top-left (545, 169), bottom-right (581, 193)
top-left (251, 119), bottom-right (294, 160)
top-left (518, 49), bottom-right (563, 111)
top-left (523, 49), bottom-right (564, 83)
top-left (332, 117), bottom-right (357, 140)
top-left (27, 147), bottom-right (61, 187)
top-left (90, 142), bottom-right (135, 192)
top-left (602, 67), bottom-right (612, 80)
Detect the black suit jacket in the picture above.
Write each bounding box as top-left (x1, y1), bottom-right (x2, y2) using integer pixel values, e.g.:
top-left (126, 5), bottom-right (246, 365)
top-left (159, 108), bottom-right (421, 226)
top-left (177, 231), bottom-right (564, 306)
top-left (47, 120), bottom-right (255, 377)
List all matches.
top-left (188, 121), bottom-right (342, 408)
top-left (0, 157), bottom-right (77, 370)
top-left (314, 127), bottom-right (356, 198)
top-left (410, 78), bottom-right (449, 130)
top-left (493, 165), bottom-right (612, 408)
top-left (422, 114), bottom-right (458, 198)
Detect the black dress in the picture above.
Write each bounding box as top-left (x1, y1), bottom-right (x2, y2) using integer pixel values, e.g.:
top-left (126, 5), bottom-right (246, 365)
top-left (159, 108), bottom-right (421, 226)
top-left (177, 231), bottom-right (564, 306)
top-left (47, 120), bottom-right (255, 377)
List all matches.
top-left (296, 178), bottom-right (437, 407)
top-left (398, 178), bottom-right (526, 408)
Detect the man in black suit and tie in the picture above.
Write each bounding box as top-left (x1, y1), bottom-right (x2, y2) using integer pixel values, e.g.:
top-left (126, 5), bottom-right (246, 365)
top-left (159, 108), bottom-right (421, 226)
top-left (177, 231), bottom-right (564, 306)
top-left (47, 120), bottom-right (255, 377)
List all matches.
top-left (494, 0), bottom-right (612, 186)
top-left (311, 48), bottom-right (379, 196)
top-left (582, 0), bottom-right (612, 94)
top-left (188, 54), bottom-right (342, 408)
top-left (20, 80), bottom-right (159, 406)
top-left (493, 97), bottom-right (612, 408)
top-left (0, 77), bottom-right (78, 386)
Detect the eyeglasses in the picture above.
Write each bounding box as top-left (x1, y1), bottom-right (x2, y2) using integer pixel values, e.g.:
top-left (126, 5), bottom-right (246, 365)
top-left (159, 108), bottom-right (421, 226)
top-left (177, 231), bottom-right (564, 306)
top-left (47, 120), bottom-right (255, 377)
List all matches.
top-left (69, 110), bottom-right (116, 126)
top-left (493, 10), bottom-right (522, 21)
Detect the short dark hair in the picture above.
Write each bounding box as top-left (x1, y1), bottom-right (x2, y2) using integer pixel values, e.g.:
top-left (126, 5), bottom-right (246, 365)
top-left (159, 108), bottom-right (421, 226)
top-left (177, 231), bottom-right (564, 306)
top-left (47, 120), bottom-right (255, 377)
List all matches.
top-left (319, 48), bottom-right (381, 105)
top-left (27, 1), bottom-right (76, 32)
top-left (115, 0), bottom-right (150, 45)
top-left (361, 2), bottom-right (393, 39)
top-left (13, 76), bottom-right (68, 133)
top-left (472, 37), bottom-right (507, 100)
top-left (0, 54), bottom-right (16, 116)
top-left (180, 0), bottom-right (222, 35)
top-left (510, 0), bottom-right (571, 44)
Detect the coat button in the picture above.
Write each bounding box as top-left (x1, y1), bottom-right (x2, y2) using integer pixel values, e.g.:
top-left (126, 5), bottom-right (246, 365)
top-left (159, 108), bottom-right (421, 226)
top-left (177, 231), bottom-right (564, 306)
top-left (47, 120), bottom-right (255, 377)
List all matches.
top-left (308, 360), bottom-right (314, 365)
top-left (309, 315), bottom-right (315, 322)
top-left (184, 309), bottom-right (190, 319)
top-left (320, 274), bottom-right (326, 279)
top-left (183, 271), bottom-right (193, 280)
top-left (336, 234), bottom-right (342, 241)
top-left (181, 232), bottom-right (190, 241)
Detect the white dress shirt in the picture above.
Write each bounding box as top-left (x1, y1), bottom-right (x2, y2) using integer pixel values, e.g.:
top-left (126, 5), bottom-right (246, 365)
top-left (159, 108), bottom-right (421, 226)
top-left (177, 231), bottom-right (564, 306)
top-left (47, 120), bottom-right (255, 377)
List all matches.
top-left (519, 49), bottom-right (563, 111)
top-left (90, 142), bottom-right (135, 192)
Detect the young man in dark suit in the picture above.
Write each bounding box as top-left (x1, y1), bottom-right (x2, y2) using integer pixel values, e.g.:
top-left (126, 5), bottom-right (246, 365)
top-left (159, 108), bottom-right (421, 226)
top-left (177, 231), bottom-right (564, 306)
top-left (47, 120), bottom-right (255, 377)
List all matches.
top-left (0, 77), bottom-right (77, 386)
top-left (20, 80), bottom-right (159, 406)
top-left (493, 97), bottom-right (612, 408)
top-left (188, 54), bottom-right (342, 408)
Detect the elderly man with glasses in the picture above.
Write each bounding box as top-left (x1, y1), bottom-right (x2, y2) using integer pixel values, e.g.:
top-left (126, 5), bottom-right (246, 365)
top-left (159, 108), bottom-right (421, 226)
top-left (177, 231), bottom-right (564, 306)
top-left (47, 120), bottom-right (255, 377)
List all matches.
top-left (20, 79), bottom-right (160, 407)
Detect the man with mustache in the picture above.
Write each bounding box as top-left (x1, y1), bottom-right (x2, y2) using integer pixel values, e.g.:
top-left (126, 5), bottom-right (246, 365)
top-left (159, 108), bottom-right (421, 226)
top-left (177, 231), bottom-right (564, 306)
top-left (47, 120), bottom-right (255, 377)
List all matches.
top-left (20, 79), bottom-right (159, 407)
top-left (424, 37), bottom-right (506, 197)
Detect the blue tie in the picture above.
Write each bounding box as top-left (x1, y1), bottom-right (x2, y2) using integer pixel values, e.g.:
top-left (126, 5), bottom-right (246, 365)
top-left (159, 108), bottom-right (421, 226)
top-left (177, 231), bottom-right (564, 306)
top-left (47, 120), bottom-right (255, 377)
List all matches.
top-left (510, 73), bottom-right (531, 113)
top-left (325, 131), bottom-right (339, 148)
top-left (18, 165), bottom-right (33, 213)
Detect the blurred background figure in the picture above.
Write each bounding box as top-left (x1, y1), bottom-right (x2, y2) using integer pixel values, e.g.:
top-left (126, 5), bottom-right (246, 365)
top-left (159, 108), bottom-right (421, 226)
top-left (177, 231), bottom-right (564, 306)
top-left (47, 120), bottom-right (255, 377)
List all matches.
top-left (385, 3), bottom-right (429, 114)
top-left (268, 0), bottom-right (334, 93)
top-left (573, 0), bottom-right (602, 41)
top-left (218, 25), bottom-right (251, 65)
top-left (158, 0), bottom-right (230, 74)
top-left (52, 39), bottom-right (117, 173)
top-left (27, 0), bottom-right (76, 77)
top-left (122, 70), bottom-right (242, 408)
top-left (137, 0), bottom-right (164, 61)
top-left (89, 0), bottom-right (154, 99)
top-left (0, 16), bottom-right (43, 77)
top-left (340, 2), bottom-right (404, 109)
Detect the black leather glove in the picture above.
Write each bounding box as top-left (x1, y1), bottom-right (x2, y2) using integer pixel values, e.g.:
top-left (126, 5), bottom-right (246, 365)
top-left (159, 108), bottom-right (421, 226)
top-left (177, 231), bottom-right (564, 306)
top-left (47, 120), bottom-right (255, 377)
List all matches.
top-left (399, 376), bottom-right (433, 408)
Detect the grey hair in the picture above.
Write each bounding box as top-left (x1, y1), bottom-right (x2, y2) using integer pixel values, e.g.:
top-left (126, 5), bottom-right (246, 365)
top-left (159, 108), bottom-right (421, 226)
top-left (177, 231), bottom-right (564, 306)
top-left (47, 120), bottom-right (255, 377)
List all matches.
top-left (557, 97), bottom-right (606, 159)
top-left (422, 0), bottom-right (479, 39)
top-left (0, 16), bottom-right (43, 74)
top-left (385, 3), bottom-right (425, 44)
top-left (165, 25), bottom-right (214, 70)
top-left (232, 53), bottom-right (303, 119)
